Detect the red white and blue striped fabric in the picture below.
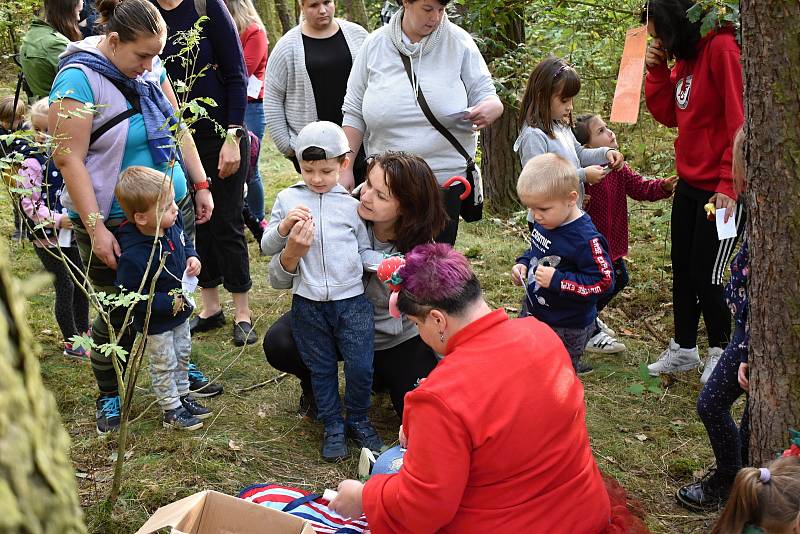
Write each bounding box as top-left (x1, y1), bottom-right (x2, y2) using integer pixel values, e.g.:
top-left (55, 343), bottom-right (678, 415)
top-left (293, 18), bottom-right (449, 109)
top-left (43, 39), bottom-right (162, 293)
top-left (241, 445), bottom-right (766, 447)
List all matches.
top-left (239, 483), bottom-right (369, 534)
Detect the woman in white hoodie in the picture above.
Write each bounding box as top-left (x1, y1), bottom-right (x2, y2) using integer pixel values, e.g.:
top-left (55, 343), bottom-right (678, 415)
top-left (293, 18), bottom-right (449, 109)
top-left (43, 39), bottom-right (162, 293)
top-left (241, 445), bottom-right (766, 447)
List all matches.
top-left (341, 0), bottom-right (503, 243)
top-left (264, 0), bottom-right (368, 181)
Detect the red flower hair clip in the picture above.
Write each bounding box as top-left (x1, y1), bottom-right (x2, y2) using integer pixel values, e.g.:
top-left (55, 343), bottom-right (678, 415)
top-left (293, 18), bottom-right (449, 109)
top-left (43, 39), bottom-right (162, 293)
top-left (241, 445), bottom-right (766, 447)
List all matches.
top-left (377, 254), bottom-right (406, 318)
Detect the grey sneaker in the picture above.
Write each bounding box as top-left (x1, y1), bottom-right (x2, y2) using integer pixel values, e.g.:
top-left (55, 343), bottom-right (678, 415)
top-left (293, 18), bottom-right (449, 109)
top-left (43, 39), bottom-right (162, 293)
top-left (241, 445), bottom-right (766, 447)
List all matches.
top-left (585, 331), bottom-right (626, 354)
top-left (648, 339), bottom-right (701, 376)
top-left (163, 407), bottom-right (203, 431)
top-left (700, 347), bottom-right (724, 385)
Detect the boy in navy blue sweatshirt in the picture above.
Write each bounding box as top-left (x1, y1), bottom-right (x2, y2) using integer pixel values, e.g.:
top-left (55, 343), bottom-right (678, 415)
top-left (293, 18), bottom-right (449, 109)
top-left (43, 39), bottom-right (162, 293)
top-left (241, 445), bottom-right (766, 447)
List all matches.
top-left (115, 166), bottom-right (211, 431)
top-left (511, 154), bottom-right (614, 375)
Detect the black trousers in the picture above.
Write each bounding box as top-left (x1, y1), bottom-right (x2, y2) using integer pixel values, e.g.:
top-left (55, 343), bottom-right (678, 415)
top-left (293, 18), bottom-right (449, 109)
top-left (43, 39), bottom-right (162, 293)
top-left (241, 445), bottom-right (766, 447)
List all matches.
top-left (670, 181), bottom-right (744, 349)
top-left (263, 311), bottom-right (438, 416)
top-left (195, 133), bottom-right (252, 293)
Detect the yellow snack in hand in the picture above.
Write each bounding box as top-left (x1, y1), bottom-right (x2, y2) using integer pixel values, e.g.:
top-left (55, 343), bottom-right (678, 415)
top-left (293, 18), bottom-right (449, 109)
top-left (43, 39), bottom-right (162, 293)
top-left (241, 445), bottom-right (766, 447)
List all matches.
top-left (704, 202), bottom-right (716, 217)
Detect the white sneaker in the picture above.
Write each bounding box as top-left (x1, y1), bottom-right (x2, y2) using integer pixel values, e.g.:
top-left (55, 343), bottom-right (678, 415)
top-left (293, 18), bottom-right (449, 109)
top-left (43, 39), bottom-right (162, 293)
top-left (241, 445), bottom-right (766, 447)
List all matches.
top-left (647, 339), bottom-right (701, 376)
top-left (585, 331), bottom-right (626, 354)
top-left (700, 347), bottom-right (724, 385)
top-left (596, 318), bottom-right (616, 337)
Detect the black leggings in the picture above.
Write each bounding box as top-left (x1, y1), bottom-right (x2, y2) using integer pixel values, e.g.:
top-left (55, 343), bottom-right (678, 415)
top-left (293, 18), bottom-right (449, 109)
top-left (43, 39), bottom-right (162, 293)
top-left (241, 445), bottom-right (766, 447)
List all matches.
top-left (670, 181), bottom-right (744, 349)
top-left (263, 311), bottom-right (438, 416)
top-left (34, 245), bottom-right (90, 342)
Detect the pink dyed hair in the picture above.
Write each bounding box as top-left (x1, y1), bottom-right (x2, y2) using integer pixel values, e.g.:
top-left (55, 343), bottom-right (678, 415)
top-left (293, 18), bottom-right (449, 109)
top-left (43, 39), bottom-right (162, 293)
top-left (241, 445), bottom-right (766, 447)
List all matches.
top-left (399, 243), bottom-right (473, 302)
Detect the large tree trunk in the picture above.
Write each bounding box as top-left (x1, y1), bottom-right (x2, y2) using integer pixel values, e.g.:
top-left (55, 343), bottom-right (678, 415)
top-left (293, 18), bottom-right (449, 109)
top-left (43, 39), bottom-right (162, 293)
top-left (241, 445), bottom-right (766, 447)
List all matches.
top-left (0, 250), bottom-right (86, 532)
top-left (481, 104), bottom-right (522, 215)
top-left (477, 5), bottom-right (525, 215)
top-left (741, 0), bottom-right (800, 467)
top-left (341, 0), bottom-right (370, 30)
top-left (254, 0), bottom-right (285, 43)
top-left (274, 0), bottom-right (295, 34)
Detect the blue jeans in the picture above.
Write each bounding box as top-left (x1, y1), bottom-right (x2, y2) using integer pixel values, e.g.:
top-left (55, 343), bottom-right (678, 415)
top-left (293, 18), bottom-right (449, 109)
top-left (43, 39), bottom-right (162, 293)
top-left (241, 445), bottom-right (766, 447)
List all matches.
top-left (291, 294), bottom-right (375, 427)
top-left (243, 100), bottom-right (265, 220)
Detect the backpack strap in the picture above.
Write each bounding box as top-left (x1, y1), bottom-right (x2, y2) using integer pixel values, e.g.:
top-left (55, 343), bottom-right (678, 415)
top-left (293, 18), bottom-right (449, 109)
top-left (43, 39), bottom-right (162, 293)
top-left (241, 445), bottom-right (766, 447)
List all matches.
top-left (89, 77), bottom-right (142, 145)
top-left (399, 53), bottom-right (475, 173)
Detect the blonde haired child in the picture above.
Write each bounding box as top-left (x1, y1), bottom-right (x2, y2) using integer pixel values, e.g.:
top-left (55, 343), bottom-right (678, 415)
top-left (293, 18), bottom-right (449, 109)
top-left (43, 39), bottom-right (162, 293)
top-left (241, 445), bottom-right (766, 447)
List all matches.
top-left (16, 97), bottom-right (89, 359)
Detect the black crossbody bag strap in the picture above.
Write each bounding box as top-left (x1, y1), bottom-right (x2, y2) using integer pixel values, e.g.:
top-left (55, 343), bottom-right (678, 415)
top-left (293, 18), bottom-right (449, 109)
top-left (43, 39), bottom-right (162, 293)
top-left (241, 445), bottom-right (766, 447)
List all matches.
top-left (400, 54), bottom-right (475, 172)
top-left (89, 77), bottom-right (142, 145)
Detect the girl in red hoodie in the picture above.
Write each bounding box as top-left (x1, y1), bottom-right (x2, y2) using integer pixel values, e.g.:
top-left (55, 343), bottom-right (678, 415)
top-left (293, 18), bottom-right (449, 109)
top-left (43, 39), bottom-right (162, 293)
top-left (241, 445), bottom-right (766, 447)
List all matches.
top-left (641, 0), bottom-right (744, 382)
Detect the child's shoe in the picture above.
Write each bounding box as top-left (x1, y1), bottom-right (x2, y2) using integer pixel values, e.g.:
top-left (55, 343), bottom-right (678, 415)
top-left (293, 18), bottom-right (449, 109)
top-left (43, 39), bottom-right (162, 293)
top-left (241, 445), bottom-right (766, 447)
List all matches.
top-left (585, 331), bottom-right (626, 354)
top-left (180, 395), bottom-right (212, 420)
top-left (187, 362), bottom-right (224, 397)
top-left (700, 347), bottom-right (724, 385)
top-left (346, 418), bottom-right (384, 455)
top-left (63, 342), bottom-right (89, 361)
top-left (322, 422), bottom-right (348, 462)
top-left (676, 469), bottom-right (732, 511)
top-left (647, 339), bottom-right (701, 376)
top-left (596, 318), bottom-right (616, 337)
top-left (162, 407), bottom-right (203, 431)
top-left (576, 361), bottom-right (594, 376)
top-left (95, 394), bottom-right (121, 435)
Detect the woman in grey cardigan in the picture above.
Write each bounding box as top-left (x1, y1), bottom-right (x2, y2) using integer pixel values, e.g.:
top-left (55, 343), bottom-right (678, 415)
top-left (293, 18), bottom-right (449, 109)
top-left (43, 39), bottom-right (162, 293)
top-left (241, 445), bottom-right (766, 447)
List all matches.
top-left (264, 0), bottom-right (368, 181)
top-left (340, 0), bottom-right (504, 243)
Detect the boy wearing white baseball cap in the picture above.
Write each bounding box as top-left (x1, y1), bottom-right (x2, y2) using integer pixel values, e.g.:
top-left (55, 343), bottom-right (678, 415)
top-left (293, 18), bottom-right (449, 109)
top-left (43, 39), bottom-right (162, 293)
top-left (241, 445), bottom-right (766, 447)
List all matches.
top-left (261, 121), bottom-right (384, 462)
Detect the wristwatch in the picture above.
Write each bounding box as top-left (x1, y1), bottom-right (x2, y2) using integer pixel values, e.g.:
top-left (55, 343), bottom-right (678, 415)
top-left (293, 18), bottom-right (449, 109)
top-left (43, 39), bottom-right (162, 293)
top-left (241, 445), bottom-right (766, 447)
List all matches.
top-left (193, 178), bottom-right (211, 192)
top-left (226, 126), bottom-right (245, 140)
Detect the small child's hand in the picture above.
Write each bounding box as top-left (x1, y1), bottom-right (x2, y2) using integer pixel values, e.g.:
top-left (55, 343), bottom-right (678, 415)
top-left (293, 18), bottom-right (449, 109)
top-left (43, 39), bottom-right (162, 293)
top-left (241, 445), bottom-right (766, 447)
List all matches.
top-left (534, 265), bottom-right (556, 289)
top-left (399, 425), bottom-right (407, 448)
top-left (278, 206), bottom-right (312, 236)
top-left (738, 362), bottom-right (749, 391)
top-left (582, 194), bottom-right (592, 210)
top-left (59, 217), bottom-right (74, 230)
top-left (585, 165), bottom-right (606, 185)
top-left (662, 175), bottom-right (679, 194)
top-left (186, 256), bottom-right (201, 277)
top-left (606, 150), bottom-right (625, 170)
top-left (511, 263), bottom-right (528, 286)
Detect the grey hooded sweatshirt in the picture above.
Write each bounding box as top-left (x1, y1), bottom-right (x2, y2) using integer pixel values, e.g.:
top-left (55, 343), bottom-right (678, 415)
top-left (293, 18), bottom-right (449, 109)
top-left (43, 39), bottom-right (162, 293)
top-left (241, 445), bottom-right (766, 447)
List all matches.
top-left (269, 229), bottom-right (417, 351)
top-left (261, 182), bottom-right (382, 302)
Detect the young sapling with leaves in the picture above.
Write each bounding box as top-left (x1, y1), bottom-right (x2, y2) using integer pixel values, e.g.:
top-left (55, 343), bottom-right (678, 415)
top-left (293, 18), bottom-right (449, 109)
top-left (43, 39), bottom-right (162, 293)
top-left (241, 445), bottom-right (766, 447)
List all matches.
top-left (114, 165), bottom-right (210, 431)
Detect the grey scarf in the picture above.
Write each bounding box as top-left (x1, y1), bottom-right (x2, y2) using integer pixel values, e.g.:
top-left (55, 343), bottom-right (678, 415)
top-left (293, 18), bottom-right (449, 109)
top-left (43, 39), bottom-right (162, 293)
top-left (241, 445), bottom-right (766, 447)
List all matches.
top-left (388, 6), bottom-right (449, 98)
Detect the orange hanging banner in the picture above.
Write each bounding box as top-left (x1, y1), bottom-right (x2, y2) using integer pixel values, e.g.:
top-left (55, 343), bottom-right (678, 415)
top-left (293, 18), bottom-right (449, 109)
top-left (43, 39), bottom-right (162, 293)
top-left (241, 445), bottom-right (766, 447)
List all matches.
top-left (610, 25), bottom-right (648, 124)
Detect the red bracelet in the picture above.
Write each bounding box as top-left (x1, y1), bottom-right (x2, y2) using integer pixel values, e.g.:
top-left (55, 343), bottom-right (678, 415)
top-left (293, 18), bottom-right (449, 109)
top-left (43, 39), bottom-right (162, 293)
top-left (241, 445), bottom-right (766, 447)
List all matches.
top-left (193, 180), bottom-right (210, 192)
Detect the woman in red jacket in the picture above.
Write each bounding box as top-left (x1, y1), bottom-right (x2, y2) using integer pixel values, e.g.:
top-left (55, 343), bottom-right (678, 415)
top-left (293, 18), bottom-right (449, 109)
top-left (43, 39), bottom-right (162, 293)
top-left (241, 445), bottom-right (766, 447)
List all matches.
top-left (329, 244), bottom-right (620, 533)
top-left (641, 0), bottom-right (744, 382)
top-left (225, 0), bottom-right (268, 224)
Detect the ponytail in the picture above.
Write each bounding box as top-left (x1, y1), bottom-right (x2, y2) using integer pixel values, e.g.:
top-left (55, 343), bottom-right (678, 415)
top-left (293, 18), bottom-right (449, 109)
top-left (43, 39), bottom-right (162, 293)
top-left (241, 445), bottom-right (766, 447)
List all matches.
top-left (96, 0), bottom-right (165, 42)
top-left (713, 457), bottom-right (800, 534)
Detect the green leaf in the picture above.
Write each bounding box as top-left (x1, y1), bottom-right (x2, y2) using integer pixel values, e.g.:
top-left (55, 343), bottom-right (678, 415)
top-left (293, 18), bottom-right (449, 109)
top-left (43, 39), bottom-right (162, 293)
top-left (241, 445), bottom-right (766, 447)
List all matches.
top-left (647, 384), bottom-right (663, 395)
top-left (638, 362), bottom-right (651, 382)
top-left (627, 383), bottom-right (645, 397)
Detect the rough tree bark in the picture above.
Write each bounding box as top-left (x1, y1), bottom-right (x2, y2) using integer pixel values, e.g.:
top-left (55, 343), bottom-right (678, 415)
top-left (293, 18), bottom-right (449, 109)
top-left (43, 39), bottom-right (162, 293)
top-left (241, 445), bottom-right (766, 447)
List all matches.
top-left (274, 0), bottom-right (295, 34)
top-left (741, 0), bottom-right (800, 466)
top-left (0, 250), bottom-right (86, 532)
top-left (477, 6), bottom-right (525, 215)
top-left (341, 0), bottom-right (371, 29)
top-left (254, 0), bottom-right (285, 43)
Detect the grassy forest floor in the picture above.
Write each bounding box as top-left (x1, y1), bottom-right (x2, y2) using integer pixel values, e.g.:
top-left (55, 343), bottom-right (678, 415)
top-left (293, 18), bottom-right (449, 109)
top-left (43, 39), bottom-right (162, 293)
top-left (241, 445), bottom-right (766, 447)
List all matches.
top-left (3, 132), bottom-right (745, 533)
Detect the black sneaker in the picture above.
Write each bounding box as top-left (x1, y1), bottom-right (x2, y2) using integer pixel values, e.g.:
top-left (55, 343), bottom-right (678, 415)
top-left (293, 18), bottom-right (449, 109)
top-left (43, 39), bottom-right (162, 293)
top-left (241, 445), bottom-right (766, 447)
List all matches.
top-left (322, 422), bottom-right (348, 462)
top-left (96, 394), bottom-right (121, 435)
top-left (346, 418), bottom-right (384, 455)
top-left (576, 361), bottom-right (594, 376)
top-left (233, 321), bottom-right (258, 346)
top-left (163, 407), bottom-right (203, 431)
top-left (188, 363), bottom-right (224, 398)
top-left (189, 310), bottom-right (226, 334)
top-left (298, 391), bottom-right (317, 420)
top-left (180, 395), bottom-right (212, 420)
top-left (676, 470), bottom-right (731, 512)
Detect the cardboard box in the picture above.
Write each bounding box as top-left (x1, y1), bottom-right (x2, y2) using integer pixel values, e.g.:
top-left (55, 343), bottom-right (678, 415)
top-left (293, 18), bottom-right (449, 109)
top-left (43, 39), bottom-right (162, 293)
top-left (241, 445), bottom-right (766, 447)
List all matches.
top-left (135, 490), bottom-right (315, 534)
